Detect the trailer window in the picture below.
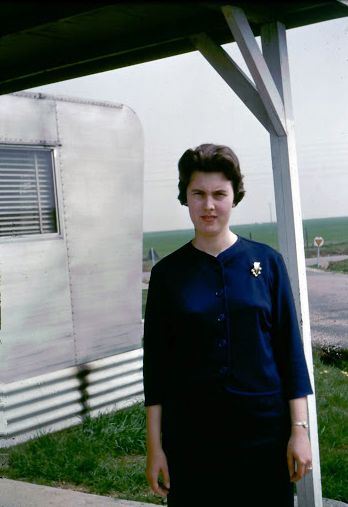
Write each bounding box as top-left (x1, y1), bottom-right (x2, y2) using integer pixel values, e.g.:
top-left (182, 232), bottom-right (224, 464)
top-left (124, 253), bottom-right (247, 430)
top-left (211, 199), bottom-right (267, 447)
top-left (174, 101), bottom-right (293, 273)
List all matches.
top-left (0, 146), bottom-right (58, 237)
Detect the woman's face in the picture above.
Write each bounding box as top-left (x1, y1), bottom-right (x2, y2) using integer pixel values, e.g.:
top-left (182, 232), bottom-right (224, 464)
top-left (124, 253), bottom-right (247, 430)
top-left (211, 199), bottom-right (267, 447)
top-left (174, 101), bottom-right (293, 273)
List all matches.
top-left (186, 171), bottom-right (234, 238)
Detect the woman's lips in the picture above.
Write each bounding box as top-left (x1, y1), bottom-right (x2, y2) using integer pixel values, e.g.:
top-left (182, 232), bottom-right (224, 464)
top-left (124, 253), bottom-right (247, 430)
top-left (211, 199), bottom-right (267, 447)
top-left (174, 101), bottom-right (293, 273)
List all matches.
top-left (201, 215), bottom-right (217, 222)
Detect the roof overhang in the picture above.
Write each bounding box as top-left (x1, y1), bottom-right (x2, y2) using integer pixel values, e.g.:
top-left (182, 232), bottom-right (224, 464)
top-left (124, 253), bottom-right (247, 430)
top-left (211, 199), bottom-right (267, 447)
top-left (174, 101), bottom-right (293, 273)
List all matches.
top-left (1, 1), bottom-right (347, 94)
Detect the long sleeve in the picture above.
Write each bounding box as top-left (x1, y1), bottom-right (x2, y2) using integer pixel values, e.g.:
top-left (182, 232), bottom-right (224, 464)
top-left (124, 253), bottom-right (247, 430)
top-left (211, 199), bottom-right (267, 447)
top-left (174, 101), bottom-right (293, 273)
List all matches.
top-left (143, 265), bottom-right (168, 406)
top-left (271, 253), bottom-right (313, 399)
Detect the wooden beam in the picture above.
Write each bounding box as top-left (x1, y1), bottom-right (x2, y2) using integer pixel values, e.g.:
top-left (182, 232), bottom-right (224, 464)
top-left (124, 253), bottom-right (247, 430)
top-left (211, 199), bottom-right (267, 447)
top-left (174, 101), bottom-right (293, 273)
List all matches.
top-left (261, 21), bottom-right (322, 507)
top-left (222, 5), bottom-right (287, 136)
top-left (191, 33), bottom-right (275, 134)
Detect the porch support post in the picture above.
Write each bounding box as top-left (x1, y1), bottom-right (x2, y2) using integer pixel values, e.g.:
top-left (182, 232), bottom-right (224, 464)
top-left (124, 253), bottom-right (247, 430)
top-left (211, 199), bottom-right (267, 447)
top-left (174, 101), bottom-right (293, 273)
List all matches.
top-left (222, 5), bottom-right (287, 136)
top-left (260, 21), bottom-right (322, 507)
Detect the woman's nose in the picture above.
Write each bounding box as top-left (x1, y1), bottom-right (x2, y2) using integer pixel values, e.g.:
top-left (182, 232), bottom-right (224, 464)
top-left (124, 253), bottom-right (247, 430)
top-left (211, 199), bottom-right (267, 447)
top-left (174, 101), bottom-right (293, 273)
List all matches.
top-left (204, 196), bottom-right (215, 210)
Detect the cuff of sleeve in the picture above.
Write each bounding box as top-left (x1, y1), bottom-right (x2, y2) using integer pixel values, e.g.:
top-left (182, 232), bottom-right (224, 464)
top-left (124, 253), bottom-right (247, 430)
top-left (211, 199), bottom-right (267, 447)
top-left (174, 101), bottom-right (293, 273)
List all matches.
top-left (144, 397), bottom-right (163, 407)
top-left (285, 387), bottom-right (313, 400)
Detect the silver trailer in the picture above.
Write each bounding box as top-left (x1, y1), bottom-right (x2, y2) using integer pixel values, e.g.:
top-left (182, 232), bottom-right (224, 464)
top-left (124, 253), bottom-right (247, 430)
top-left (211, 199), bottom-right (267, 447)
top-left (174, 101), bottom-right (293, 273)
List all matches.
top-left (0, 92), bottom-right (144, 446)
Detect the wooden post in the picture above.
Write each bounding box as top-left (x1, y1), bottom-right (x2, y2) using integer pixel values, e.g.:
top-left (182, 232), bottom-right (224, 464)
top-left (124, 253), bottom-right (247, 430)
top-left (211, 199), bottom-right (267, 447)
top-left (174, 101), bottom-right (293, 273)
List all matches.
top-left (260, 21), bottom-right (322, 507)
top-left (222, 5), bottom-right (286, 137)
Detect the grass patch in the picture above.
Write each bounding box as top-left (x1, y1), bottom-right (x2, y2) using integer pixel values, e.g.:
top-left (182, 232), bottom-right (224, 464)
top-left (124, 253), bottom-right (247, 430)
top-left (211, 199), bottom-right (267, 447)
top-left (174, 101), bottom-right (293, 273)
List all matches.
top-left (3, 404), bottom-right (162, 505)
top-left (2, 350), bottom-right (348, 504)
top-left (313, 348), bottom-right (348, 502)
top-left (305, 242), bottom-right (348, 258)
top-left (326, 258), bottom-right (348, 274)
top-left (314, 343), bottom-right (348, 370)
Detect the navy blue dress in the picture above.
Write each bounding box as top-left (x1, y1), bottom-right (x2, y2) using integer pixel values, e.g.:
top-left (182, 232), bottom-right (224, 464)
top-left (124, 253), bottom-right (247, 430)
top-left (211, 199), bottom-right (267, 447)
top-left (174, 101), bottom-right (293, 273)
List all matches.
top-left (143, 236), bottom-right (313, 506)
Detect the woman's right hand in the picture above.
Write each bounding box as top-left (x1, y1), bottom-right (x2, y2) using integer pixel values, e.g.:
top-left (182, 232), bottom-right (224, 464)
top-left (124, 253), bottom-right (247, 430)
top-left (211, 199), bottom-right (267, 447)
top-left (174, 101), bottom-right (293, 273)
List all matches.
top-left (146, 447), bottom-right (170, 497)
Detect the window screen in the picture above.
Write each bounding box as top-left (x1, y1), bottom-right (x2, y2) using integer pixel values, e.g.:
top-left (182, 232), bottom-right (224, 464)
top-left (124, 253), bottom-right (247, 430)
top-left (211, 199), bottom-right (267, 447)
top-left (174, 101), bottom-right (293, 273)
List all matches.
top-left (0, 147), bottom-right (58, 237)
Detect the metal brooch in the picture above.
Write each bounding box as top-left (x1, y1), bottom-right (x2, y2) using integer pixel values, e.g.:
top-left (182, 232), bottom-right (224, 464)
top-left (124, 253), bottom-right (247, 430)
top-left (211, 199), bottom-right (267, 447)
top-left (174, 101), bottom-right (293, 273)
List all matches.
top-left (251, 261), bottom-right (262, 277)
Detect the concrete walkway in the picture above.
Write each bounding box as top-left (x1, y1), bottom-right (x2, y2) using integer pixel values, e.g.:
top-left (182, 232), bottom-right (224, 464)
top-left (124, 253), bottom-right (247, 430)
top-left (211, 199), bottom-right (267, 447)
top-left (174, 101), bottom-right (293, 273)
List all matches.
top-left (0, 479), bottom-right (347, 507)
top-left (0, 478), bottom-right (157, 507)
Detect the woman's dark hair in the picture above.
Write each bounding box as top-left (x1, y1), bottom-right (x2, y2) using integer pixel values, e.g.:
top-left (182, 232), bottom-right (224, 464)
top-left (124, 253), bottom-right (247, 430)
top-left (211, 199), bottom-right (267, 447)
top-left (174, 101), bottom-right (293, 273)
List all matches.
top-left (177, 143), bottom-right (246, 206)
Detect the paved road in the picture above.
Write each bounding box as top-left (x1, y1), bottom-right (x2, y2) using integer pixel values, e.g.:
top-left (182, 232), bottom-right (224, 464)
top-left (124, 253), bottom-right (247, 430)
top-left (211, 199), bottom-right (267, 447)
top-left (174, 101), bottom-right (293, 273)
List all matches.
top-left (307, 268), bottom-right (348, 348)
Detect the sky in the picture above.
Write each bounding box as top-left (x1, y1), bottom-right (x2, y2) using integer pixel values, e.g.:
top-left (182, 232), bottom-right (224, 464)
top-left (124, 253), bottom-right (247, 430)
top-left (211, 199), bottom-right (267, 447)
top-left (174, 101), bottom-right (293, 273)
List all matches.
top-left (29, 15), bottom-right (348, 232)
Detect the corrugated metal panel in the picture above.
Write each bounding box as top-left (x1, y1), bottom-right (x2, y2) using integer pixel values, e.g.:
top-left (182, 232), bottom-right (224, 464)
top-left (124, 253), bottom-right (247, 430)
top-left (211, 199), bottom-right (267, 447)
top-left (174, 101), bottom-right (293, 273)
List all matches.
top-left (0, 347), bottom-right (144, 447)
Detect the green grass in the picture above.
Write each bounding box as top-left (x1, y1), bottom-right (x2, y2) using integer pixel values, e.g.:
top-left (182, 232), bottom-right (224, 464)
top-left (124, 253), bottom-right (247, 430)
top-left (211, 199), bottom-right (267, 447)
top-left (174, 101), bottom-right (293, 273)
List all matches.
top-left (327, 259), bottom-right (348, 274)
top-left (313, 347), bottom-right (348, 502)
top-left (2, 349), bottom-right (348, 504)
top-left (143, 228), bottom-right (195, 259)
top-left (3, 403), bottom-right (161, 505)
top-left (143, 216), bottom-right (348, 261)
top-left (302, 216), bottom-right (348, 246)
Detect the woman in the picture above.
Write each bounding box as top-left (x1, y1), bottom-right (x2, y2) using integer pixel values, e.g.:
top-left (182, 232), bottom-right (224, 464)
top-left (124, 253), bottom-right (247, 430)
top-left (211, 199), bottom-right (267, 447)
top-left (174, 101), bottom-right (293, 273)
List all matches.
top-left (143, 143), bottom-right (313, 507)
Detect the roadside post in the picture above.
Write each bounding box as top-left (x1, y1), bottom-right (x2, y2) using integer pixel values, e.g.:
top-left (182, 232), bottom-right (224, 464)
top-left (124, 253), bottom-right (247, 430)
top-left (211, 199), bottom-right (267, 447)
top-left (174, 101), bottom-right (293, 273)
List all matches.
top-left (314, 236), bottom-right (324, 268)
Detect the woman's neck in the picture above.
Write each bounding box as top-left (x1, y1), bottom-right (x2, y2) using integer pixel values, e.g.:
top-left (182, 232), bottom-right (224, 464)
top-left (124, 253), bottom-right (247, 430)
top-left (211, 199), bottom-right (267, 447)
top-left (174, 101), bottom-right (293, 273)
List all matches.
top-left (192, 230), bottom-right (238, 257)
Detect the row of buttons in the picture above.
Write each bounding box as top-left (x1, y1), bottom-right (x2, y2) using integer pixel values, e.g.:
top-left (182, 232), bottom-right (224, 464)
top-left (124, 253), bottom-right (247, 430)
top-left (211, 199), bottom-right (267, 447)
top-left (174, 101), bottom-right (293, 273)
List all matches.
top-left (215, 284), bottom-right (227, 352)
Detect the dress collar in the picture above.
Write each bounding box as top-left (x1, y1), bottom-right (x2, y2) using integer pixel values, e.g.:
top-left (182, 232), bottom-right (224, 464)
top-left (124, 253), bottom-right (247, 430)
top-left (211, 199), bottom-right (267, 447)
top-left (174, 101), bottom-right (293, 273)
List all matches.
top-left (187, 235), bottom-right (242, 261)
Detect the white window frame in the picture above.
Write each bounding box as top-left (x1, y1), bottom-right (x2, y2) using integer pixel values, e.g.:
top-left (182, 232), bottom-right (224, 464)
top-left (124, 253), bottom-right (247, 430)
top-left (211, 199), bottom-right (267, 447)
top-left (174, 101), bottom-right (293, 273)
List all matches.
top-left (0, 144), bottom-right (60, 240)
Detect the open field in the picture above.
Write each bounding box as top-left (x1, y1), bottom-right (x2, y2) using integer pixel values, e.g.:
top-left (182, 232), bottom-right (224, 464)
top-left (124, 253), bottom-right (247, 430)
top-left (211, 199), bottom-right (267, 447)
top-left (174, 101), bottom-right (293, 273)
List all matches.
top-left (143, 216), bottom-right (348, 263)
